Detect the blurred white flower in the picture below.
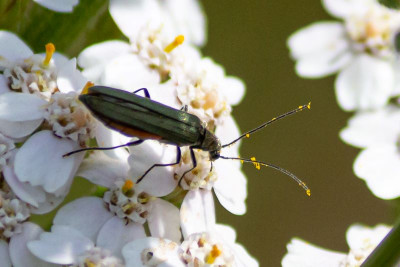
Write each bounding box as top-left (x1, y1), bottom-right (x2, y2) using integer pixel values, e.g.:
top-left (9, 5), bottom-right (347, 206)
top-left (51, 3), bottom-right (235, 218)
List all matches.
top-left (33, 0), bottom-right (79, 13)
top-left (340, 105), bottom-right (400, 199)
top-left (288, 0), bottom-right (400, 111)
top-left (282, 224), bottom-right (391, 267)
top-left (109, 0), bottom-right (206, 46)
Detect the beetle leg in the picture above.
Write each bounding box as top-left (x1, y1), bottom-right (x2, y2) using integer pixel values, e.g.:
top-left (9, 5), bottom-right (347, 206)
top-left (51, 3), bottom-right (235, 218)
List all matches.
top-left (136, 146), bottom-right (182, 184)
top-left (63, 139), bottom-right (145, 157)
top-left (178, 147), bottom-right (197, 187)
top-left (180, 105), bottom-right (188, 112)
top-left (133, 88), bottom-right (150, 98)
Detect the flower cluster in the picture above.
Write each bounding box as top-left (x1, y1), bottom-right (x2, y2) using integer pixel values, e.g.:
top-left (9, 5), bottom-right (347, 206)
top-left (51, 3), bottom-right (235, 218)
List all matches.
top-left (0, 0), bottom-right (259, 266)
top-left (284, 0), bottom-right (400, 265)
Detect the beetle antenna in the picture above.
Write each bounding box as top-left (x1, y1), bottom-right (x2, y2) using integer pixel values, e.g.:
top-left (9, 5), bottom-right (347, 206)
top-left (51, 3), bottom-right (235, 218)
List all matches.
top-left (219, 155), bottom-right (311, 196)
top-left (222, 102), bottom-right (311, 148)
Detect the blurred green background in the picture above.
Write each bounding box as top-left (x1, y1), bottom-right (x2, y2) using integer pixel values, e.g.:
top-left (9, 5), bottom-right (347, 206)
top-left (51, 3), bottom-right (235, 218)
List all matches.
top-left (1, 0), bottom-right (394, 266)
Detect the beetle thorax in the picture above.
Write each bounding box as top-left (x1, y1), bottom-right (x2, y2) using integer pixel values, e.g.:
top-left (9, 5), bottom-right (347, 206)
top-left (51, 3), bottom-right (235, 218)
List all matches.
top-left (200, 129), bottom-right (221, 161)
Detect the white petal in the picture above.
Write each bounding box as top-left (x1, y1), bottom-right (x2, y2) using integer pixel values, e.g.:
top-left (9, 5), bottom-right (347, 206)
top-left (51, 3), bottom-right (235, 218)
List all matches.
top-left (3, 164), bottom-right (46, 207)
top-left (57, 58), bottom-right (87, 94)
top-left (214, 224), bottom-right (237, 244)
top-left (0, 31), bottom-right (32, 61)
top-left (94, 121), bottom-right (131, 160)
top-left (0, 240), bottom-right (11, 267)
top-left (346, 224), bottom-right (391, 250)
top-left (231, 243), bottom-right (259, 267)
top-left (282, 238), bottom-right (345, 267)
top-left (122, 237), bottom-right (184, 267)
top-left (0, 92), bottom-right (46, 121)
top-left (322, 0), bottom-right (374, 18)
top-left (78, 40), bottom-right (131, 69)
top-left (15, 130), bottom-right (82, 193)
top-left (33, 0), bottom-right (79, 12)
top-left (96, 216), bottom-right (146, 259)
top-left (220, 77), bottom-right (245, 106)
top-left (77, 151), bottom-right (129, 188)
top-left (340, 107), bottom-right (400, 148)
top-left (148, 198), bottom-right (181, 243)
top-left (102, 54), bottom-right (160, 90)
top-left (28, 225), bottom-right (94, 265)
top-left (336, 55), bottom-right (394, 111)
top-left (0, 118), bottom-right (42, 138)
top-left (109, 0), bottom-right (162, 38)
top-left (128, 141), bottom-right (178, 197)
top-left (214, 160), bottom-right (247, 215)
top-left (354, 145), bottom-right (400, 199)
top-left (288, 22), bottom-right (352, 78)
top-left (163, 0), bottom-right (206, 46)
top-left (53, 197), bottom-right (113, 242)
top-left (217, 116), bottom-right (241, 159)
top-left (10, 222), bottom-right (56, 267)
top-left (30, 193), bottom-right (66, 215)
top-left (180, 190), bottom-right (215, 238)
top-left (0, 75), bottom-right (11, 94)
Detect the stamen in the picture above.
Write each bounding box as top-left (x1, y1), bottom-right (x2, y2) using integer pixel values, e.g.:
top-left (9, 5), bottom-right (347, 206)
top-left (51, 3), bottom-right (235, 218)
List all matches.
top-left (246, 133), bottom-right (250, 138)
top-left (307, 102), bottom-right (311, 110)
top-left (205, 245), bottom-right (222, 264)
top-left (164, 35), bottom-right (185, 53)
top-left (81, 81), bottom-right (94, 95)
top-left (122, 180), bottom-right (134, 197)
top-left (43, 43), bottom-right (55, 66)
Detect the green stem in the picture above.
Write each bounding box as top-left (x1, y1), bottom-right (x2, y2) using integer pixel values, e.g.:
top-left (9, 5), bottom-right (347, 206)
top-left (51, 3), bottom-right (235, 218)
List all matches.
top-left (361, 218), bottom-right (400, 267)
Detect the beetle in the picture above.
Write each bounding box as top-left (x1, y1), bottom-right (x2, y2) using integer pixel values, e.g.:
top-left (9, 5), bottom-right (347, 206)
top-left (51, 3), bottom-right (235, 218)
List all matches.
top-left (64, 85), bottom-right (311, 195)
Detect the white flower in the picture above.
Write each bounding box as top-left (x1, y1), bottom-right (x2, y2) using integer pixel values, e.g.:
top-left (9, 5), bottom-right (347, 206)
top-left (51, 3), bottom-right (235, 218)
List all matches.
top-left (0, 31), bottom-right (97, 205)
top-left (109, 0), bottom-right (206, 46)
top-left (33, 0), bottom-right (79, 13)
top-left (340, 105), bottom-right (400, 199)
top-left (122, 189), bottom-right (258, 267)
top-left (0, 177), bottom-right (55, 267)
top-left (0, 133), bottom-right (15, 170)
top-left (28, 225), bottom-right (123, 266)
top-left (288, 0), bottom-right (400, 111)
top-left (1, 222), bottom-right (56, 267)
top-left (282, 224), bottom-right (391, 266)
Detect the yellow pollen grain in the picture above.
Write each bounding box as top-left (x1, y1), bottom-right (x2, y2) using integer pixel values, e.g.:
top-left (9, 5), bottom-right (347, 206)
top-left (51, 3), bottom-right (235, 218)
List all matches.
top-left (43, 43), bottom-right (55, 66)
top-left (81, 81), bottom-right (94, 95)
top-left (307, 102), bottom-right (311, 109)
top-left (205, 245), bottom-right (222, 264)
top-left (164, 35), bottom-right (185, 53)
top-left (245, 133), bottom-right (250, 138)
top-left (271, 117), bottom-right (276, 121)
top-left (84, 259), bottom-right (96, 267)
top-left (122, 180), bottom-right (134, 193)
top-left (306, 189), bottom-right (311, 197)
top-left (250, 157), bottom-right (261, 170)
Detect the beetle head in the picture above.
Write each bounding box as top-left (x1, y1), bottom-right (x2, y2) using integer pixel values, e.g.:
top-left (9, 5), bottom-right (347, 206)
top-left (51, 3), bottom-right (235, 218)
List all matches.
top-left (201, 129), bottom-right (221, 161)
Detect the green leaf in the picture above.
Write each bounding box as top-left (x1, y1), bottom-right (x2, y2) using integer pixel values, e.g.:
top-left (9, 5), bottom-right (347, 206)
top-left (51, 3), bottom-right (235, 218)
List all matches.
top-left (0, 0), bottom-right (126, 56)
top-left (379, 0), bottom-right (400, 9)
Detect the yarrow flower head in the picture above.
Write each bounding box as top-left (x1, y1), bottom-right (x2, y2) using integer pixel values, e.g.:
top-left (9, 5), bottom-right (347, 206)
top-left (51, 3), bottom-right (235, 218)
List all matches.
top-left (282, 224), bottom-right (391, 266)
top-left (288, 0), bottom-right (400, 111)
top-left (78, 14), bottom-right (247, 214)
top-left (0, 31), bottom-right (99, 212)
